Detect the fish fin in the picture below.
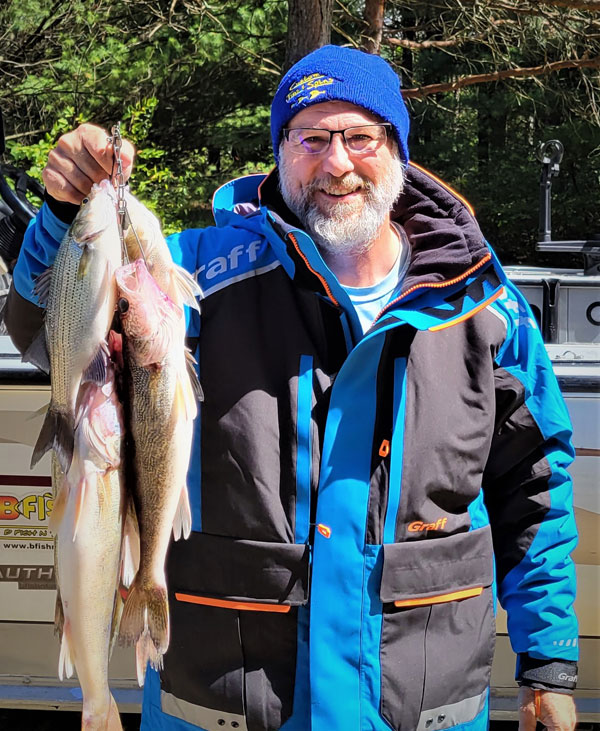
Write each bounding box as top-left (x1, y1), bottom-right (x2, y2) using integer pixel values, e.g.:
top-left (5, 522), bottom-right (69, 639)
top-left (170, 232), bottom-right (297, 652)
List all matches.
top-left (28, 401), bottom-right (49, 422)
top-left (82, 345), bottom-right (108, 387)
top-left (71, 473), bottom-right (91, 541)
top-left (48, 480), bottom-right (68, 534)
top-left (185, 348), bottom-right (204, 402)
top-left (21, 325), bottom-right (50, 374)
top-left (121, 498), bottom-right (140, 589)
top-left (31, 407), bottom-right (74, 473)
top-left (77, 243), bottom-right (93, 279)
top-left (58, 621), bottom-right (74, 680)
top-left (32, 266), bottom-right (53, 307)
top-left (54, 591), bottom-right (64, 639)
top-left (172, 374), bottom-right (191, 423)
top-left (171, 264), bottom-right (202, 310)
top-left (109, 589), bottom-right (125, 659)
top-left (172, 487), bottom-right (192, 541)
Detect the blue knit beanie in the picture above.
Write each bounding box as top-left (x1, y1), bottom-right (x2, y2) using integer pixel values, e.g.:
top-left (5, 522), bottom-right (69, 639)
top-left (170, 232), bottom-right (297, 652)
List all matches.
top-left (271, 45), bottom-right (410, 164)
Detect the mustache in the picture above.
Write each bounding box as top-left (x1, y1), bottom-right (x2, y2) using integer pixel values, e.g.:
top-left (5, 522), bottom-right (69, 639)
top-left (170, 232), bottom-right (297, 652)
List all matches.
top-left (304, 173), bottom-right (374, 198)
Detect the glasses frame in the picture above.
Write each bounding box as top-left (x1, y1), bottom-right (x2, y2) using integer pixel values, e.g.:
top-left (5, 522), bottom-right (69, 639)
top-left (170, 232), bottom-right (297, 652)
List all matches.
top-left (282, 123), bottom-right (393, 156)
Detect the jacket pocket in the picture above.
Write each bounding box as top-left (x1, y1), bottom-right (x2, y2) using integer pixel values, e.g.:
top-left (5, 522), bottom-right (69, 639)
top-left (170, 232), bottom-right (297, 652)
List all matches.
top-left (379, 526), bottom-right (495, 731)
top-left (161, 533), bottom-right (309, 731)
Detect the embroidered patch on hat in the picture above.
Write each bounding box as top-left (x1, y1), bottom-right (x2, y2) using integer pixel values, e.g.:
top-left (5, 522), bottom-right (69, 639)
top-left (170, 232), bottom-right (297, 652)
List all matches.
top-left (286, 73), bottom-right (336, 108)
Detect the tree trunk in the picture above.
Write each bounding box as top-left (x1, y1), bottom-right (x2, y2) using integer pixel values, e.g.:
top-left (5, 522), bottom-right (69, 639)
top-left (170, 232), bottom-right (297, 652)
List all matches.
top-left (363, 0), bottom-right (385, 54)
top-left (284, 0), bottom-right (334, 72)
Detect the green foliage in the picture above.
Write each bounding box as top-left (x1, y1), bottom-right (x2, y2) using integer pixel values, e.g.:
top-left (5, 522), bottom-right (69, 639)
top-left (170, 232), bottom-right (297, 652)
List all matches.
top-left (1, 0), bottom-right (598, 262)
top-left (1, 0), bottom-right (286, 232)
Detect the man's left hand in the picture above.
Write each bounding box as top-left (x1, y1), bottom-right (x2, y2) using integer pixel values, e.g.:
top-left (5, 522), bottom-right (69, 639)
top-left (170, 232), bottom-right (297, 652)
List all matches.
top-left (518, 687), bottom-right (577, 730)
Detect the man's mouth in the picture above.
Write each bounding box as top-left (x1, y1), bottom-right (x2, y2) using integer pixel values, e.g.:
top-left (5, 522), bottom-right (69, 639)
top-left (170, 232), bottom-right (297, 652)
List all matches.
top-left (318, 186), bottom-right (363, 202)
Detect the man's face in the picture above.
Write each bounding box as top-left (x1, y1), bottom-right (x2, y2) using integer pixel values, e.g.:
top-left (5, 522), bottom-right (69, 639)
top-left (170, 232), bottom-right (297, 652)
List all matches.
top-left (278, 101), bottom-right (404, 257)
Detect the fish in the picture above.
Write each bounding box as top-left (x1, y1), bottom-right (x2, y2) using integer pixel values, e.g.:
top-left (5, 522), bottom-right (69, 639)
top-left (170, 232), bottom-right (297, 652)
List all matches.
top-left (116, 256), bottom-right (199, 685)
top-left (50, 354), bottom-right (135, 731)
top-left (30, 179), bottom-right (122, 474)
top-left (123, 190), bottom-right (201, 311)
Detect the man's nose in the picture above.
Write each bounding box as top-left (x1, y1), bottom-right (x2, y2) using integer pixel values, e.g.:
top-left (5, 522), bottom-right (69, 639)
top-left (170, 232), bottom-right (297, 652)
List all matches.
top-left (320, 133), bottom-right (354, 177)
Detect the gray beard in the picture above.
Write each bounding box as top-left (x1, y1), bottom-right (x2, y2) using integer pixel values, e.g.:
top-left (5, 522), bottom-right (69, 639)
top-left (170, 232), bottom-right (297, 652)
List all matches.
top-left (278, 150), bottom-right (405, 258)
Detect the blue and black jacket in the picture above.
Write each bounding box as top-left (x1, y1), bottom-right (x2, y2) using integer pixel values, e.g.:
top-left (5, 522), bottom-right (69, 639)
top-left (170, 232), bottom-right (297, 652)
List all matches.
top-left (5, 163), bottom-right (579, 731)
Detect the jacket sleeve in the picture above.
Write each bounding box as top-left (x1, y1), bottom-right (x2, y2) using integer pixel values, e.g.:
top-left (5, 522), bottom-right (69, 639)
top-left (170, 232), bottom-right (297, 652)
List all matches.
top-left (482, 282), bottom-right (579, 691)
top-left (4, 195), bottom-right (78, 354)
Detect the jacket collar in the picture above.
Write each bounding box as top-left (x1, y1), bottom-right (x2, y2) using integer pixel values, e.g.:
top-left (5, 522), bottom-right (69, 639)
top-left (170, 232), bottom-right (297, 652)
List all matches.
top-left (210, 165), bottom-right (503, 332)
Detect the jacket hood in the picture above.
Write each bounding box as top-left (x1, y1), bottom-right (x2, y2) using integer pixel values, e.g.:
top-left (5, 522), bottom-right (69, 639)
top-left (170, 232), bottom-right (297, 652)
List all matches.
top-left (396, 163), bottom-right (489, 292)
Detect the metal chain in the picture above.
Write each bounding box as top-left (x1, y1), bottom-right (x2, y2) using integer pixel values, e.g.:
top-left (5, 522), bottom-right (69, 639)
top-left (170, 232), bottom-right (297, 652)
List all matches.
top-left (110, 121), bottom-right (129, 263)
top-left (109, 121), bottom-right (145, 265)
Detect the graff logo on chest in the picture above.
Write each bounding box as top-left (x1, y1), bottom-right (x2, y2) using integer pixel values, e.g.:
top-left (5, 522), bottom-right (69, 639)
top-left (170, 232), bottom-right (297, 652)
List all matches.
top-left (408, 517), bottom-right (448, 532)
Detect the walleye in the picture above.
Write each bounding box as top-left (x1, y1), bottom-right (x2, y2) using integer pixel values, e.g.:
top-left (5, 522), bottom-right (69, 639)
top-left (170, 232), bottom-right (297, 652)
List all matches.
top-left (30, 179), bottom-right (122, 474)
top-left (51, 354), bottom-right (134, 731)
top-left (116, 255), bottom-right (200, 685)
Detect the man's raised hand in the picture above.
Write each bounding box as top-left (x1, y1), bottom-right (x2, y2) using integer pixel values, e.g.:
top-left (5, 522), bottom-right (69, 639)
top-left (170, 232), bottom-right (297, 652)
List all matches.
top-left (42, 123), bottom-right (135, 204)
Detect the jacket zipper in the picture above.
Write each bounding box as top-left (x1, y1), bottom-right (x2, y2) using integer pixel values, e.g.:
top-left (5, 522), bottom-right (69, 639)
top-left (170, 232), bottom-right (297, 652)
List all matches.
top-left (288, 231), bottom-right (340, 307)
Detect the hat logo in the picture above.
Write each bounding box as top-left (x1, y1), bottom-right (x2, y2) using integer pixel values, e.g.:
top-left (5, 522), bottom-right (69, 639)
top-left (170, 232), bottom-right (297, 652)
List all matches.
top-left (286, 72), bottom-right (335, 108)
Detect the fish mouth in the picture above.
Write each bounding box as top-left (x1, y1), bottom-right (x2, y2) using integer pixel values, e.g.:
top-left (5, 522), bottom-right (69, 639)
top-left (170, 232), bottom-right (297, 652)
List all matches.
top-left (115, 260), bottom-right (145, 295)
top-left (71, 227), bottom-right (105, 244)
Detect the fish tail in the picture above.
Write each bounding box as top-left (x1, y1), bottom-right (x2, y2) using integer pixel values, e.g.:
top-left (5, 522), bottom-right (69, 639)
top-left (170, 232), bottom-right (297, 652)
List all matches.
top-left (119, 581), bottom-right (169, 660)
top-left (31, 405), bottom-right (74, 473)
top-left (58, 618), bottom-right (74, 681)
top-left (106, 694), bottom-right (123, 731)
top-left (81, 693), bottom-right (123, 731)
top-left (135, 629), bottom-right (162, 686)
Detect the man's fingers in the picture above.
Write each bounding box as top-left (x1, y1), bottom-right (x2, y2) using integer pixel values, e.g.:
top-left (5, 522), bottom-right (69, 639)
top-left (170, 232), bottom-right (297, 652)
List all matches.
top-left (45, 148), bottom-right (97, 197)
top-left (42, 123), bottom-right (137, 203)
top-left (75, 124), bottom-right (135, 182)
top-left (42, 167), bottom-right (90, 205)
top-left (518, 687), bottom-right (538, 731)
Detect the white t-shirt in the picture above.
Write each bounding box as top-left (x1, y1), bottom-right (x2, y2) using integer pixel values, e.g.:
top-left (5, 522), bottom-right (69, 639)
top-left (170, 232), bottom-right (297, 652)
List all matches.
top-left (342, 223), bottom-right (410, 334)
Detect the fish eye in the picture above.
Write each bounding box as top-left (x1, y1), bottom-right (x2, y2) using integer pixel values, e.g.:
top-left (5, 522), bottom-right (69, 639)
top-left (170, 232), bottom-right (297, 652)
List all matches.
top-left (118, 297), bottom-right (130, 314)
top-left (82, 197), bottom-right (89, 205)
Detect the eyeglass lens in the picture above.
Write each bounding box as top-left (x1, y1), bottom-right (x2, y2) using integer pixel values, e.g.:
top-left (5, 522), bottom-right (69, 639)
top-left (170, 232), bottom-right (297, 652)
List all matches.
top-left (286, 125), bottom-right (389, 155)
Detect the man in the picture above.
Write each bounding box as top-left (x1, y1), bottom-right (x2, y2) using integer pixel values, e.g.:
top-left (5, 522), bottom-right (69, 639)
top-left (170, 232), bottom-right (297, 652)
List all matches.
top-left (4, 46), bottom-right (578, 731)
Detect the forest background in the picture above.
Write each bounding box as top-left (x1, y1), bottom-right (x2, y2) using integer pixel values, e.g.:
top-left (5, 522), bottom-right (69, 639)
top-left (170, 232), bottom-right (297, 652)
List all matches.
top-left (0, 0), bottom-right (598, 264)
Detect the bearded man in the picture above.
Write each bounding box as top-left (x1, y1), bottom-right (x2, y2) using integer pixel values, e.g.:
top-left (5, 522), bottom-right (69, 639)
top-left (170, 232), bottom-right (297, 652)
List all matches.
top-left (5, 45), bottom-right (578, 731)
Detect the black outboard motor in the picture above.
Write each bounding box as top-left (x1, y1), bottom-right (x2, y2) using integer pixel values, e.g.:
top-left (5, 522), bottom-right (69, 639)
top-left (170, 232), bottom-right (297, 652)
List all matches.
top-left (0, 109), bottom-right (44, 272)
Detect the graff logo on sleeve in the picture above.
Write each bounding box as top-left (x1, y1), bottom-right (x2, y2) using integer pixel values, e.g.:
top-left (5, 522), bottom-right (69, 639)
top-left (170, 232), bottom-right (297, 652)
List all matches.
top-left (0, 493), bottom-right (54, 521)
top-left (286, 73), bottom-right (336, 108)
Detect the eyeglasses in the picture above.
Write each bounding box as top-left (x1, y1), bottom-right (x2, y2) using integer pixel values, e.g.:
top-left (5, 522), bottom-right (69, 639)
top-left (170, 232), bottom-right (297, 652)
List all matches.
top-left (282, 124), bottom-right (392, 156)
